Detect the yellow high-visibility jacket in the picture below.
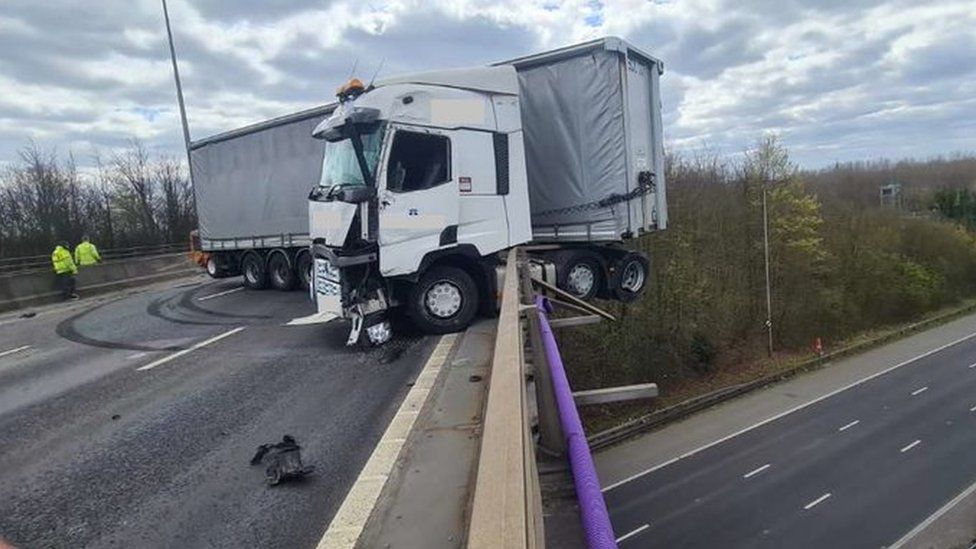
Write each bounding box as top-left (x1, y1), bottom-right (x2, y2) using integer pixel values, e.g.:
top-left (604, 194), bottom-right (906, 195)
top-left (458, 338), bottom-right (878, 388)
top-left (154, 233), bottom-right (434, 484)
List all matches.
top-left (74, 241), bottom-right (101, 266)
top-left (52, 246), bottom-right (77, 275)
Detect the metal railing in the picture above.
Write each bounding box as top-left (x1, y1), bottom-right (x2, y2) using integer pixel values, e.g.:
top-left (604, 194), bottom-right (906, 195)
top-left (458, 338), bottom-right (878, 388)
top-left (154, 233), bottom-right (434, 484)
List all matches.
top-left (468, 248), bottom-right (546, 548)
top-left (0, 242), bottom-right (187, 275)
top-left (468, 247), bottom-right (657, 548)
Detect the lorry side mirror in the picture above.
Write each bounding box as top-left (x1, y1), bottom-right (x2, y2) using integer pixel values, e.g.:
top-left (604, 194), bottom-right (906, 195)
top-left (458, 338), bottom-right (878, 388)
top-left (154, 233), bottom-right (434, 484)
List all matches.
top-left (336, 186), bottom-right (376, 204)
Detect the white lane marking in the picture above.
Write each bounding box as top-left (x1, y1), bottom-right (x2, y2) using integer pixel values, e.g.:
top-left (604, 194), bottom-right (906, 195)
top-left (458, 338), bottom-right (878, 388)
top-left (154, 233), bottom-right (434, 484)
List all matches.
top-left (196, 287), bottom-right (244, 301)
top-left (911, 386), bottom-right (928, 396)
top-left (900, 440), bottom-right (922, 453)
top-left (803, 493), bottom-right (832, 510)
top-left (743, 464), bottom-right (771, 479)
top-left (317, 334), bottom-right (457, 549)
top-left (970, 405), bottom-right (976, 412)
top-left (616, 523), bottom-right (650, 543)
top-left (136, 327), bottom-right (245, 371)
top-left (968, 362), bottom-right (976, 369)
top-left (127, 352), bottom-right (148, 360)
top-left (838, 420), bottom-right (860, 432)
top-left (0, 345), bottom-right (31, 358)
top-left (285, 312), bottom-right (337, 326)
top-left (889, 477), bottom-right (976, 548)
top-left (603, 329), bottom-right (976, 492)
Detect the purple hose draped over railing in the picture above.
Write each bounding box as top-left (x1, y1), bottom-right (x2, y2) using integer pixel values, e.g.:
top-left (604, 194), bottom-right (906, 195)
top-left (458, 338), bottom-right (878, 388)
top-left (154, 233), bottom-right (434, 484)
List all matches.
top-left (535, 296), bottom-right (618, 549)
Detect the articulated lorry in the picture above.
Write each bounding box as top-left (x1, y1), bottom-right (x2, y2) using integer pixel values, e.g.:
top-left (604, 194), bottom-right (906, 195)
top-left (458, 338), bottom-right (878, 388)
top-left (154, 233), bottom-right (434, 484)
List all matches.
top-left (310, 37), bottom-right (667, 345)
top-left (189, 104), bottom-right (335, 291)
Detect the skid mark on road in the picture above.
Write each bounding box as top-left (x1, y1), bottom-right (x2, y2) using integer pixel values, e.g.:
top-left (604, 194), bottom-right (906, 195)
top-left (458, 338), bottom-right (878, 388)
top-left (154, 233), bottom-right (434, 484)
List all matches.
top-left (56, 299), bottom-right (186, 352)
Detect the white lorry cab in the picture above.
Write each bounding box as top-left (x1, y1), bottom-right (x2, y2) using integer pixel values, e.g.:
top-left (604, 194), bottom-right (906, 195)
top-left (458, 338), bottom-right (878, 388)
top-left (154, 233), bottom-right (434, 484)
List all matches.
top-left (309, 37), bottom-right (667, 345)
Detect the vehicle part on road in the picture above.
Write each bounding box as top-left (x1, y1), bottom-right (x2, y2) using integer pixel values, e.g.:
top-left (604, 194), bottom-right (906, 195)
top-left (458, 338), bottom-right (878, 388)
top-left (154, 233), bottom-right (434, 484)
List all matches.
top-left (268, 251), bottom-right (296, 291)
top-left (241, 253), bottom-right (269, 290)
top-left (250, 435), bottom-right (315, 486)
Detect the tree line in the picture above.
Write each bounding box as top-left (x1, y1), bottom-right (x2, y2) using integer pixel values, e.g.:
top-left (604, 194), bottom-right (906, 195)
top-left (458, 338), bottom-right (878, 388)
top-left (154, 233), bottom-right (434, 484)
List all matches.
top-left (564, 138), bottom-right (976, 392)
top-left (0, 141), bottom-right (195, 258)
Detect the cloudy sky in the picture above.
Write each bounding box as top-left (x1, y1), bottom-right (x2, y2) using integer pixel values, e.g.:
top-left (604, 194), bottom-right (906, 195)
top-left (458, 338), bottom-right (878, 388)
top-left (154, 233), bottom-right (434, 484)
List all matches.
top-left (1, 0), bottom-right (974, 170)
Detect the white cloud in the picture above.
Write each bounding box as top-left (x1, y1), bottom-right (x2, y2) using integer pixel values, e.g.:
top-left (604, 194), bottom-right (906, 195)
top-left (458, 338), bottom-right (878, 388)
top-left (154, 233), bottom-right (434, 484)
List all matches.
top-left (0, 0), bottom-right (973, 168)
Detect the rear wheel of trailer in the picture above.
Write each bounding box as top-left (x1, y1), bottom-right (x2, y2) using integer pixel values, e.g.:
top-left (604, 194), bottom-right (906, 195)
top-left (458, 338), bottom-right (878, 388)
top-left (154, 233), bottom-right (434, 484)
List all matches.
top-left (295, 251), bottom-right (312, 291)
top-left (242, 252), bottom-right (269, 290)
top-left (268, 251), bottom-right (296, 291)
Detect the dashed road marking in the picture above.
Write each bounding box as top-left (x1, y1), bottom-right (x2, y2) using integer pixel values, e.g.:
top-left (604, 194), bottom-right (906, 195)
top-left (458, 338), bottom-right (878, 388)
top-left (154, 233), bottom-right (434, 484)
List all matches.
top-left (196, 287), bottom-right (244, 301)
top-left (136, 327), bottom-right (244, 371)
top-left (0, 345), bottom-right (31, 358)
top-left (900, 440), bottom-right (922, 453)
top-left (803, 493), bottom-right (831, 510)
top-left (911, 386), bottom-right (928, 396)
top-left (838, 420), bottom-right (860, 432)
top-left (743, 464), bottom-right (771, 479)
top-left (602, 329), bottom-right (976, 492)
top-left (616, 523), bottom-right (650, 543)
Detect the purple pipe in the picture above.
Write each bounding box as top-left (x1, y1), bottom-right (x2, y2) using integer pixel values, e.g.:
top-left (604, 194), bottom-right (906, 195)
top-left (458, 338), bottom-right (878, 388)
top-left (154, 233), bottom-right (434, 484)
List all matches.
top-left (535, 296), bottom-right (618, 549)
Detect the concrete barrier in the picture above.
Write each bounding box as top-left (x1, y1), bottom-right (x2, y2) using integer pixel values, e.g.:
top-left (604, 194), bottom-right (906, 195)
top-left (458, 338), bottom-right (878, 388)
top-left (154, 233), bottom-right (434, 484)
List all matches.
top-left (0, 253), bottom-right (202, 312)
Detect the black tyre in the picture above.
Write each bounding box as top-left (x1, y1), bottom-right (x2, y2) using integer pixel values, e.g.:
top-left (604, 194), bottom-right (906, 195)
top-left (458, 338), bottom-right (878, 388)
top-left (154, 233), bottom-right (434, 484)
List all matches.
top-left (557, 252), bottom-right (602, 300)
top-left (268, 252), bottom-right (295, 291)
top-left (205, 255), bottom-right (222, 278)
top-left (612, 252), bottom-right (649, 303)
top-left (407, 266), bottom-right (479, 334)
top-left (241, 253), bottom-right (269, 290)
top-left (295, 251), bottom-right (312, 291)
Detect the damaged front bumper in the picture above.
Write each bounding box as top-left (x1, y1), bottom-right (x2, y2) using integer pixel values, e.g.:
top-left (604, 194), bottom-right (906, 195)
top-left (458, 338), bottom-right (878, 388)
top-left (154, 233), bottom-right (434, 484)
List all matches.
top-left (312, 245), bottom-right (393, 346)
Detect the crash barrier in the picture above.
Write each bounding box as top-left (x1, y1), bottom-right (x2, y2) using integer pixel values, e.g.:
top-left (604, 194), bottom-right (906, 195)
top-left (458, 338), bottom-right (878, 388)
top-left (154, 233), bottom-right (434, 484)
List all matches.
top-left (469, 248), bottom-right (625, 548)
top-left (0, 252), bottom-right (198, 312)
top-left (535, 296), bottom-right (617, 548)
top-left (0, 242), bottom-right (186, 275)
top-left (468, 248), bottom-right (546, 548)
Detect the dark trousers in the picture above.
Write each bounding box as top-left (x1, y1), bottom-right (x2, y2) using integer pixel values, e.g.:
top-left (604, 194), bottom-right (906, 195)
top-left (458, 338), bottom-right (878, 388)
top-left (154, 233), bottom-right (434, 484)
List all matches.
top-left (56, 273), bottom-right (76, 299)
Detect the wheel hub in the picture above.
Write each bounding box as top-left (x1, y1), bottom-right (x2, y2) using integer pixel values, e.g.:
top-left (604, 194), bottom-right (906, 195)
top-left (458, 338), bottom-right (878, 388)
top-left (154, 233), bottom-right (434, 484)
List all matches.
top-left (620, 261), bottom-right (645, 292)
top-left (425, 281), bottom-right (463, 318)
top-left (567, 264), bottom-right (596, 297)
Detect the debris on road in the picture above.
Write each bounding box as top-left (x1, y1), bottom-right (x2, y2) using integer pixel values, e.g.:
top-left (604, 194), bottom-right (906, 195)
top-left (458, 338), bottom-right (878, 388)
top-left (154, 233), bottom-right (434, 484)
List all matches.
top-left (20, 312), bottom-right (36, 318)
top-left (249, 435), bottom-right (314, 486)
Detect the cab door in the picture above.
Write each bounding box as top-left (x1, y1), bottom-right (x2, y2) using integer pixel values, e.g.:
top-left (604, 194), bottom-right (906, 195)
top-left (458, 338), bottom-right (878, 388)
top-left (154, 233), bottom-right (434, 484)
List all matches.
top-left (377, 125), bottom-right (458, 276)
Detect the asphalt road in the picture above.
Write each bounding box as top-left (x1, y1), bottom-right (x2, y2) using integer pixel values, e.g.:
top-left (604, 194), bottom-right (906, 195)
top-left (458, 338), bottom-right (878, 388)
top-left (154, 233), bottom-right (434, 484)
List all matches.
top-left (604, 329), bottom-right (976, 548)
top-left (0, 275), bottom-right (435, 548)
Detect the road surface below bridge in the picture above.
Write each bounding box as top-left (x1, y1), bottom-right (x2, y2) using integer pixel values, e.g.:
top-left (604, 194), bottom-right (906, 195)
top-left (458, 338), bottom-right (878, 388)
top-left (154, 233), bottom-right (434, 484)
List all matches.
top-left (600, 312), bottom-right (976, 548)
top-left (0, 275), bottom-right (436, 548)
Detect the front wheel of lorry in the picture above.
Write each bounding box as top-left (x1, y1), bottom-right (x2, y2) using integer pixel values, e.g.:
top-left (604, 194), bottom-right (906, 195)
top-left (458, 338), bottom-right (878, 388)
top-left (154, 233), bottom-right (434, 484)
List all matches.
top-left (407, 266), bottom-right (479, 334)
top-left (241, 253), bottom-right (269, 290)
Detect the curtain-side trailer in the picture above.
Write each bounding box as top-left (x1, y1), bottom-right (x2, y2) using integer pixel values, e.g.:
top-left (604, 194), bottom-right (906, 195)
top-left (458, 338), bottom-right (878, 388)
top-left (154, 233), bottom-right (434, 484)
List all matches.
top-left (189, 104), bottom-right (335, 291)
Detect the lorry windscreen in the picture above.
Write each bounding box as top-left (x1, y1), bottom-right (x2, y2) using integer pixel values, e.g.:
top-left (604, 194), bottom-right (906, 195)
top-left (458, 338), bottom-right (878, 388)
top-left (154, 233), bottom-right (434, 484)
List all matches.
top-left (319, 124), bottom-right (386, 191)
